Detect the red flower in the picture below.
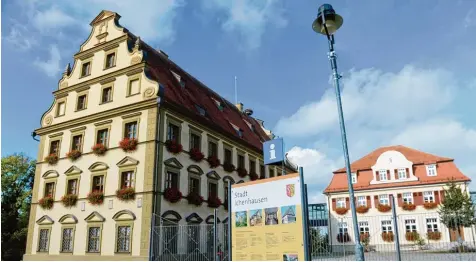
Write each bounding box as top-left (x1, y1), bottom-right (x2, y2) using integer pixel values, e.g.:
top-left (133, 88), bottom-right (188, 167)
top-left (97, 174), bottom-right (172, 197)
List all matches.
top-left (356, 205), bottom-right (369, 214)
top-left (402, 203), bottom-right (416, 211)
top-left (405, 232), bottom-right (420, 241)
top-left (335, 207), bottom-right (348, 215)
top-left (377, 204), bottom-right (391, 212)
top-left (189, 147), bottom-right (204, 162)
top-left (39, 196), bottom-right (54, 209)
top-left (424, 202), bottom-right (438, 210)
top-left (44, 154), bottom-right (58, 165)
top-left (119, 138), bottom-right (138, 152)
top-left (382, 232), bottom-right (394, 242)
top-left (61, 194), bottom-right (78, 207)
top-left (207, 155), bottom-right (221, 168)
top-left (165, 140), bottom-right (183, 154)
top-left (66, 150), bottom-right (82, 161)
top-left (186, 192), bottom-right (204, 206)
top-left (207, 195), bottom-right (222, 208)
top-left (91, 144), bottom-right (107, 156)
top-left (116, 187), bottom-right (135, 201)
top-left (87, 191), bottom-right (104, 205)
top-left (236, 167), bottom-right (248, 178)
top-left (164, 187), bottom-right (183, 203)
top-left (223, 162), bottom-right (235, 173)
top-left (427, 231), bottom-right (441, 241)
top-left (249, 172), bottom-right (259, 181)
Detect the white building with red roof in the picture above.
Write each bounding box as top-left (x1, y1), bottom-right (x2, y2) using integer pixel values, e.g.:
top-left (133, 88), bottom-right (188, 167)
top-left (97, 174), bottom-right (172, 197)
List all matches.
top-left (324, 145), bottom-right (472, 251)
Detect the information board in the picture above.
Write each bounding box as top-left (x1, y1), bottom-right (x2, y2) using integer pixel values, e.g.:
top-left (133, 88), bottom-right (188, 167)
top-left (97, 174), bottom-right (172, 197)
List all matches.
top-left (231, 173), bottom-right (305, 261)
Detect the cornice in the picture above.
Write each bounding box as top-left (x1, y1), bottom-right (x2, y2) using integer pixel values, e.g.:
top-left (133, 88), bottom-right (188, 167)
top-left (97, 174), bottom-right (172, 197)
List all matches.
top-left (74, 35), bottom-right (128, 60)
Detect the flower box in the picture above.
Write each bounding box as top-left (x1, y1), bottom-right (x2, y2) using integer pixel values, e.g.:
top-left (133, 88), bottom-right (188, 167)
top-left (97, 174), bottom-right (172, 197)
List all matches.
top-left (189, 147), bottom-right (204, 162)
top-left (335, 207), bottom-right (348, 215)
top-left (249, 172), bottom-right (259, 181)
top-left (381, 232), bottom-right (394, 242)
top-left (427, 231), bottom-right (441, 241)
top-left (223, 162), bottom-right (235, 173)
top-left (39, 196), bottom-right (54, 210)
top-left (337, 233), bottom-right (350, 243)
top-left (423, 202), bottom-right (438, 210)
top-left (45, 154), bottom-right (58, 165)
top-left (377, 204), bottom-right (391, 212)
top-left (356, 205), bottom-right (369, 214)
top-left (164, 187), bottom-right (182, 203)
top-left (119, 138), bottom-right (138, 152)
top-left (207, 155), bottom-right (220, 168)
top-left (236, 167), bottom-right (248, 178)
top-left (66, 150), bottom-right (82, 161)
top-left (186, 192), bottom-right (204, 206)
top-left (259, 174), bottom-right (266, 180)
top-left (360, 232), bottom-right (370, 242)
top-left (116, 187), bottom-right (135, 201)
top-left (402, 203), bottom-right (416, 211)
top-left (405, 232), bottom-right (420, 241)
top-left (207, 195), bottom-right (222, 208)
top-left (165, 140), bottom-right (182, 154)
top-left (87, 191), bottom-right (104, 205)
top-left (91, 143), bottom-right (107, 156)
top-left (61, 194), bottom-right (78, 207)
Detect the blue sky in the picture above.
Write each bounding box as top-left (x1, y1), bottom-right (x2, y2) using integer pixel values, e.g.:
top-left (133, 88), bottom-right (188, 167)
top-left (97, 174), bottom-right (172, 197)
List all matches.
top-left (2, 0), bottom-right (476, 201)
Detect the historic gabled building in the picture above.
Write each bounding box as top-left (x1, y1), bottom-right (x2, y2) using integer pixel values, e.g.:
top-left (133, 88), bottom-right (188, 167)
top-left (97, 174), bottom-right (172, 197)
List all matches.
top-left (25, 10), bottom-right (295, 260)
top-left (324, 145), bottom-right (472, 251)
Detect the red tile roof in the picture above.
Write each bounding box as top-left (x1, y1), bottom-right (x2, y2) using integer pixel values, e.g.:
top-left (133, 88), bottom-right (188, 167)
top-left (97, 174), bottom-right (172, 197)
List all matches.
top-left (137, 39), bottom-right (271, 152)
top-left (324, 145), bottom-right (470, 193)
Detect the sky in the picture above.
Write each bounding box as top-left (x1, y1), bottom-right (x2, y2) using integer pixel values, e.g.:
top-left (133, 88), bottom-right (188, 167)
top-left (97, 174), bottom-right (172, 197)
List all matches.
top-left (2, 0), bottom-right (476, 203)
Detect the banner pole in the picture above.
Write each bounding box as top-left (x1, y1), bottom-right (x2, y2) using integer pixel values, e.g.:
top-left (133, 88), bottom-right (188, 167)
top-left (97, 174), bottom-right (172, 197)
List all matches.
top-left (299, 167), bottom-right (310, 261)
top-left (228, 180), bottom-right (232, 261)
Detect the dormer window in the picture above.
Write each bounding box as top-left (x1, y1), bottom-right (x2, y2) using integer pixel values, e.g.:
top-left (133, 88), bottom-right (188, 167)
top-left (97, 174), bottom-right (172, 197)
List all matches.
top-left (229, 122), bottom-right (243, 138)
top-left (244, 120), bottom-right (255, 132)
top-left (195, 105), bottom-right (206, 116)
top-left (351, 173), bottom-right (357, 184)
top-left (426, 164), bottom-right (437, 176)
top-left (398, 168), bottom-right (407, 180)
top-left (379, 170), bottom-right (388, 181)
top-left (211, 97), bottom-right (224, 111)
top-left (180, 80), bottom-right (185, 88)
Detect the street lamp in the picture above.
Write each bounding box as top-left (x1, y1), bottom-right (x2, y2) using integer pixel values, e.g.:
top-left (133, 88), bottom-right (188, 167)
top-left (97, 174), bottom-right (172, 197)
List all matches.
top-left (313, 4), bottom-right (365, 261)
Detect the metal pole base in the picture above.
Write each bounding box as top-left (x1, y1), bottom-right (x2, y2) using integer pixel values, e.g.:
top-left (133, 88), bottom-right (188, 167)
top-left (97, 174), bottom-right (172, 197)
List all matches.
top-left (355, 243), bottom-right (365, 261)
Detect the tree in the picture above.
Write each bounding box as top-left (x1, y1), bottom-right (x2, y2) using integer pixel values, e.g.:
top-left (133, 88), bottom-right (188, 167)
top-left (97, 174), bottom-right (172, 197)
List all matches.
top-left (1, 153), bottom-right (35, 261)
top-left (438, 180), bottom-right (475, 238)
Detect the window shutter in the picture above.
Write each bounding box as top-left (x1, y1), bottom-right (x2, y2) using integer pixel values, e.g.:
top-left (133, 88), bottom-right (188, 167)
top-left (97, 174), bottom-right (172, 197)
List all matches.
top-left (415, 192), bottom-right (423, 205)
top-left (332, 199), bottom-right (336, 211)
top-left (376, 171), bottom-right (380, 181)
top-left (394, 169), bottom-right (398, 179)
top-left (345, 197), bottom-right (350, 208)
top-left (440, 190), bottom-right (445, 202)
top-left (397, 193), bottom-right (403, 207)
top-left (435, 191), bottom-right (440, 204)
top-left (374, 195), bottom-right (379, 207)
top-left (406, 168), bottom-right (410, 178)
top-left (366, 196), bottom-right (371, 208)
top-left (386, 170), bottom-right (390, 180)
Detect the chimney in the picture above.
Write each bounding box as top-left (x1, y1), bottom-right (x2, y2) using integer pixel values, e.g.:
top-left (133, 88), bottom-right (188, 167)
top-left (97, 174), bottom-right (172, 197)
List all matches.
top-left (236, 102), bottom-right (243, 112)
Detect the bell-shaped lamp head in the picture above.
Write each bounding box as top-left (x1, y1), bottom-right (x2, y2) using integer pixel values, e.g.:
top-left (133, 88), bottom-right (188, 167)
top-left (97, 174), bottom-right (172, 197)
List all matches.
top-left (312, 4), bottom-right (343, 35)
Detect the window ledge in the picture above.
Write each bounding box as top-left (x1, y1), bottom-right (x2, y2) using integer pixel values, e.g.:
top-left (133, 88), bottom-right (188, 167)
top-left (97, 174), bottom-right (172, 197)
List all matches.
top-left (80, 74), bottom-right (91, 79)
top-left (99, 100), bottom-right (113, 105)
top-left (126, 93), bottom-right (140, 98)
top-left (370, 176), bottom-right (418, 185)
top-left (104, 65), bottom-right (116, 70)
top-left (75, 108), bottom-right (87, 112)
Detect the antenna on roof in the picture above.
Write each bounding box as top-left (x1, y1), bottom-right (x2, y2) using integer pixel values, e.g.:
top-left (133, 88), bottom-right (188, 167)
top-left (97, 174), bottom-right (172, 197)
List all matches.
top-left (234, 76), bottom-right (238, 105)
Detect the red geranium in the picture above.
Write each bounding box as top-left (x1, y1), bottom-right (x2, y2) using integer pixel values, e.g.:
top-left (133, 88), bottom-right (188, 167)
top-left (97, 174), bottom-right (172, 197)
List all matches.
top-left (45, 154), bottom-right (58, 165)
top-left (119, 138), bottom-right (138, 152)
top-left (186, 192), bottom-right (204, 206)
top-left (39, 196), bottom-right (54, 209)
top-left (165, 140), bottom-right (183, 154)
top-left (116, 187), bottom-right (135, 201)
top-left (66, 150), bottom-right (82, 161)
top-left (91, 144), bottom-right (107, 156)
top-left (61, 194), bottom-right (78, 207)
top-left (207, 195), bottom-right (222, 208)
top-left (223, 162), bottom-right (235, 173)
top-left (249, 172), bottom-right (259, 181)
top-left (236, 167), bottom-right (247, 178)
top-left (207, 155), bottom-right (220, 168)
top-left (164, 187), bottom-right (183, 203)
top-left (189, 147), bottom-right (204, 162)
top-left (87, 191), bottom-right (104, 205)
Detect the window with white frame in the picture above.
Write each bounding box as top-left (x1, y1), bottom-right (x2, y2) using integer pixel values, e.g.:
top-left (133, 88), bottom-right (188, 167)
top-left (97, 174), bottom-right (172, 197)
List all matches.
top-left (405, 219), bottom-right (417, 232)
top-left (379, 194), bottom-right (389, 205)
top-left (398, 168), bottom-right (407, 179)
top-left (381, 220), bottom-right (393, 233)
top-left (424, 191), bottom-right (435, 203)
top-left (351, 173), bottom-right (357, 184)
top-left (426, 218), bottom-right (439, 232)
top-left (426, 164), bottom-right (437, 176)
top-left (379, 170), bottom-right (388, 181)
top-left (357, 196), bottom-right (367, 207)
top-left (336, 198), bottom-right (346, 208)
top-left (338, 222), bottom-right (348, 234)
top-left (359, 221), bottom-right (369, 234)
top-left (403, 192), bottom-right (413, 204)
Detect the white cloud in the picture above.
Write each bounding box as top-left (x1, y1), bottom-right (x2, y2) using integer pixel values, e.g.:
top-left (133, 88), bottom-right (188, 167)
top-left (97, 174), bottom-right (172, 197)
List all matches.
top-left (33, 5), bottom-right (78, 32)
top-left (202, 0), bottom-right (287, 49)
top-left (464, 9), bottom-right (474, 28)
top-left (33, 45), bottom-right (62, 78)
top-left (4, 21), bottom-right (37, 51)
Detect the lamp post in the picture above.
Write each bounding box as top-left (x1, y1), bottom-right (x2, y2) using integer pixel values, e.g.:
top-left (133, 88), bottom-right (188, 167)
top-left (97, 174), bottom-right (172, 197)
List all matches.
top-left (312, 4), bottom-right (365, 261)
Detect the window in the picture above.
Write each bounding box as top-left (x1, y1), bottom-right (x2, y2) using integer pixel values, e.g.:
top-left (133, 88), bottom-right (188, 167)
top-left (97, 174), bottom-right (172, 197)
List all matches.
top-left (208, 182), bottom-right (217, 198)
top-left (116, 226), bottom-right (131, 253)
top-left (101, 87), bottom-right (113, 103)
top-left (124, 121), bottom-right (137, 139)
top-left (357, 196), bottom-right (367, 207)
top-left (167, 123), bottom-right (180, 142)
top-left (81, 62), bottom-right (91, 77)
top-left (189, 176), bottom-right (200, 194)
top-left (57, 102), bottom-right (66, 116)
top-left (260, 164), bottom-right (265, 178)
top-left (238, 155), bottom-right (245, 169)
top-left (224, 148), bottom-right (232, 164)
top-left (67, 179), bottom-right (78, 195)
top-left (44, 182), bottom-right (55, 197)
top-left (61, 228), bottom-right (74, 252)
top-left (38, 229), bottom-right (50, 252)
top-left (49, 140), bottom-right (60, 155)
top-left (165, 171), bottom-right (179, 189)
top-left (277, 170), bottom-right (282, 177)
top-left (249, 160), bottom-right (256, 174)
top-left (379, 194), bottom-right (389, 205)
top-left (336, 198), bottom-right (346, 208)
top-left (426, 164), bottom-right (437, 176)
top-left (190, 133), bottom-right (201, 150)
top-left (398, 168), bottom-right (407, 179)
top-left (77, 95), bottom-right (87, 111)
top-left (208, 141), bottom-right (217, 157)
top-left (338, 222), bottom-right (348, 234)
top-left (97, 129), bottom-right (109, 145)
top-left (359, 221), bottom-right (369, 234)
top-left (195, 105), bottom-right (206, 116)
top-left (405, 219), bottom-right (417, 232)
top-left (71, 134), bottom-right (83, 151)
top-left (269, 168), bottom-right (275, 178)
top-left (379, 170), bottom-right (388, 181)
top-left (424, 191), bottom-right (435, 203)
top-left (381, 220), bottom-right (393, 233)
top-left (403, 192), bottom-right (413, 204)
top-left (87, 227), bottom-right (101, 252)
top-left (351, 173), bottom-right (357, 184)
top-left (92, 175), bottom-right (104, 192)
top-left (120, 171), bottom-right (134, 188)
top-left (105, 53), bottom-right (116, 68)
top-left (128, 79), bottom-right (140, 96)
top-left (426, 218), bottom-right (439, 232)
